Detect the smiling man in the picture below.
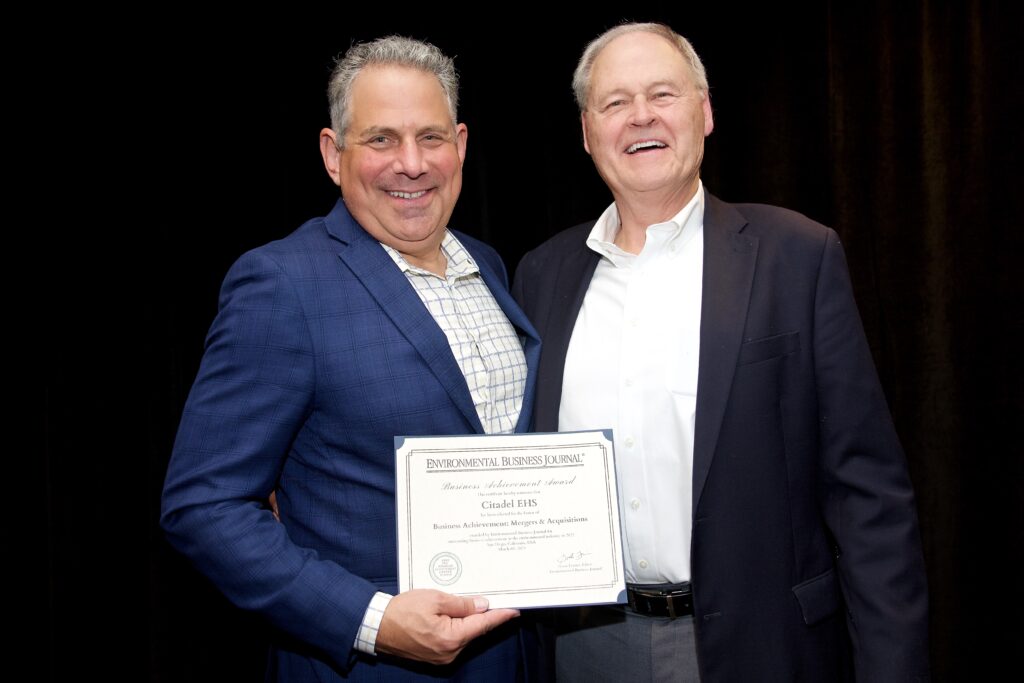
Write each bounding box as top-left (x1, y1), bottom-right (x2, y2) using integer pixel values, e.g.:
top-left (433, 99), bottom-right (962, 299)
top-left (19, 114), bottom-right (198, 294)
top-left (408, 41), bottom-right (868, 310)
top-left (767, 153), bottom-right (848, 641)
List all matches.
top-left (162, 36), bottom-right (540, 681)
top-left (514, 23), bottom-right (929, 682)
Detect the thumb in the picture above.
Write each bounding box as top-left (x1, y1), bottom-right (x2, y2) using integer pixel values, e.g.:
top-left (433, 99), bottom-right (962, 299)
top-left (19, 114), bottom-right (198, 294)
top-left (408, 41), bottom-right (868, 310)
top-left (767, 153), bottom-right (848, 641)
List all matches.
top-left (437, 593), bottom-right (489, 618)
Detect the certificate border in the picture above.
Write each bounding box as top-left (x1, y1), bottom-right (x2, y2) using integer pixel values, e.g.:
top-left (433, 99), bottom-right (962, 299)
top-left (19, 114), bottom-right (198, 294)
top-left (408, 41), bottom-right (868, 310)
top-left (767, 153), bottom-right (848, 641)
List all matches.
top-left (400, 435), bottom-right (622, 598)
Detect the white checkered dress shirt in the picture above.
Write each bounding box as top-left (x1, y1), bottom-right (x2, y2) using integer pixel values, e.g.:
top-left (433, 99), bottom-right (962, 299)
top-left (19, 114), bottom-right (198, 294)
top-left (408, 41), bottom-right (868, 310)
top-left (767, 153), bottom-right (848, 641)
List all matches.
top-left (382, 231), bottom-right (527, 435)
top-left (354, 231), bottom-right (527, 655)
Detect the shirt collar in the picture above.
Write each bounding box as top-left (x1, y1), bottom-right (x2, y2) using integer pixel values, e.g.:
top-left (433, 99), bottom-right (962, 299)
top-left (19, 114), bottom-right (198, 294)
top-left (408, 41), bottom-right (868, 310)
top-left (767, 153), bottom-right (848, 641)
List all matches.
top-left (586, 181), bottom-right (706, 267)
top-left (380, 230), bottom-right (480, 279)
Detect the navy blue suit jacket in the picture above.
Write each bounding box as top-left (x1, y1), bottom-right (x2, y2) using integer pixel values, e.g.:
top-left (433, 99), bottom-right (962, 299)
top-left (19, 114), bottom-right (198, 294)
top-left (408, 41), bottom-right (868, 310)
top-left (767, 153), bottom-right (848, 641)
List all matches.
top-left (162, 199), bottom-right (541, 681)
top-left (512, 192), bottom-right (929, 682)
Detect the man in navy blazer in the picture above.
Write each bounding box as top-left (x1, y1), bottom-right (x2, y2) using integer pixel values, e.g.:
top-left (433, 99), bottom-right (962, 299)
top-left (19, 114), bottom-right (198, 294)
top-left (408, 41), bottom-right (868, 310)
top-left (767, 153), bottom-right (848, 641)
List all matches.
top-left (513, 23), bottom-right (929, 681)
top-left (162, 36), bottom-right (540, 680)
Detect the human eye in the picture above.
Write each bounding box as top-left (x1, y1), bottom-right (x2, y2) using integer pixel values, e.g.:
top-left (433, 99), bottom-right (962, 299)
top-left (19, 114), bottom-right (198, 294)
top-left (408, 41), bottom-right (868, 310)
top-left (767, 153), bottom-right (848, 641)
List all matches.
top-left (602, 98), bottom-right (627, 112)
top-left (365, 134), bottom-right (394, 148)
top-left (419, 131), bottom-right (449, 147)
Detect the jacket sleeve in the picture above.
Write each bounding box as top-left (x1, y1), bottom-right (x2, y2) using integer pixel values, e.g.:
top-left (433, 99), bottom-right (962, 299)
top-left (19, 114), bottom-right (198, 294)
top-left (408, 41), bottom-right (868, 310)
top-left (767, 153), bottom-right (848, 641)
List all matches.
top-left (160, 249), bottom-right (377, 672)
top-left (813, 229), bottom-right (930, 681)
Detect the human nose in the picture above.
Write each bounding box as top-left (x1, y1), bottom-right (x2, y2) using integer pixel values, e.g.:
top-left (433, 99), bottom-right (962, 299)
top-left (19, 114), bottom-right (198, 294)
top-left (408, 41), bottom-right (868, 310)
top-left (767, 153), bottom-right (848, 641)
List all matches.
top-left (392, 139), bottom-right (428, 177)
top-left (628, 96), bottom-right (656, 126)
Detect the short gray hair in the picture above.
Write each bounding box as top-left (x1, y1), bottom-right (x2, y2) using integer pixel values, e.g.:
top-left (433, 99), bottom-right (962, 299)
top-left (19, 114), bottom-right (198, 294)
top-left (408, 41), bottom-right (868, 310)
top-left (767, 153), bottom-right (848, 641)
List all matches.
top-left (572, 22), bottom-right (709, 112)
top-left (328, 35), bottom-right (459, 146)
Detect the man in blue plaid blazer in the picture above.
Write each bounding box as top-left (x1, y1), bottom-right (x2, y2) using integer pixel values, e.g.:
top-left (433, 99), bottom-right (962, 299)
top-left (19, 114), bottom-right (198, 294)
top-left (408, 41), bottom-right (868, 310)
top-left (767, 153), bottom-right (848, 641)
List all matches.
top-left (161, 36), bottom-right (540, 681)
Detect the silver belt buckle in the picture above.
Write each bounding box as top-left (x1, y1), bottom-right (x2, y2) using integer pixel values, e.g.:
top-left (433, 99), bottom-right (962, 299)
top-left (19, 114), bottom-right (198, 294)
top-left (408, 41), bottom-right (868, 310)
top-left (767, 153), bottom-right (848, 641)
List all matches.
top-left (666, 593), bottom-right (680, 618)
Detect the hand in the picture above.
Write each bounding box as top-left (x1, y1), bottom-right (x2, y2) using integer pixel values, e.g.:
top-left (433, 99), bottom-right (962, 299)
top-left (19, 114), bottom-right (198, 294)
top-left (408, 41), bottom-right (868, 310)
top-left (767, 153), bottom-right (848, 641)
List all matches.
top-left (375, 589), bottom-right (520, 665)
top-left (268, 491), bottom-right (280, 521)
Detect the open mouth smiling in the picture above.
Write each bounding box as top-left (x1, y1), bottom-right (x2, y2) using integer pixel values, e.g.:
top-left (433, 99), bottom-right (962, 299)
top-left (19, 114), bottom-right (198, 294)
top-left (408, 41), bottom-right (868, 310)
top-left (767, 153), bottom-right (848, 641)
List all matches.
top-left (387, 190), bottom-right (429, 199)
top-left (625, 140), bottom-right (667, 154)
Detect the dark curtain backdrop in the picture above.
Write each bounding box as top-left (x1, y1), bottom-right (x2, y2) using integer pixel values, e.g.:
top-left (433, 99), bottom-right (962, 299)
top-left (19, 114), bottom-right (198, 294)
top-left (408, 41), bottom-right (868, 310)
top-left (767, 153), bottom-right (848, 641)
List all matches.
top-left (40, 3), bottom-right (1020, 681)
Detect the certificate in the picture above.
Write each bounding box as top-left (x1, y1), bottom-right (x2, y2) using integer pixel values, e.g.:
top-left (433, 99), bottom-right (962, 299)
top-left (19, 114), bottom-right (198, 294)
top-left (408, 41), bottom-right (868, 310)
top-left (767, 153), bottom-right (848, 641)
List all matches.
top-left (395, 430), bottom-right (625, 609)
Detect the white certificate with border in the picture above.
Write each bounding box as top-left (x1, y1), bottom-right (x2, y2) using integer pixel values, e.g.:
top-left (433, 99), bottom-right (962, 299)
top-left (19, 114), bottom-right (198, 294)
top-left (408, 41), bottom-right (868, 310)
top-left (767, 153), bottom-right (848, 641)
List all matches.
top-left (395, 430), bottom-right (625, 609)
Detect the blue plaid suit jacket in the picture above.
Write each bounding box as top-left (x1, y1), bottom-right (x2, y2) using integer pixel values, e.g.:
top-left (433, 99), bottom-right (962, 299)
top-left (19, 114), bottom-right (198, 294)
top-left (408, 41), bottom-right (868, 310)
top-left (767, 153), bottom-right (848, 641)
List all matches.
top-left (162, 199), bottom-right (541, 681)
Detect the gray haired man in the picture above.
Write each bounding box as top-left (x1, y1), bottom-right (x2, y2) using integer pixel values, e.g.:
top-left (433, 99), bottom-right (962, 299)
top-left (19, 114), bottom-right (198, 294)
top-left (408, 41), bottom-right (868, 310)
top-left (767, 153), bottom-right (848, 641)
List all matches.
top-left (162, 35), bottom-right (540, 681)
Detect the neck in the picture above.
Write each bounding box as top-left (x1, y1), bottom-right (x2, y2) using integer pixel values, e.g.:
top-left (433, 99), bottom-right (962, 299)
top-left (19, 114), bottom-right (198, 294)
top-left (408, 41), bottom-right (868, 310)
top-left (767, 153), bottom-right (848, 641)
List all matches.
top-left (612, 182), bottom-right (699, 255)
top-left (403, 245), bottom-right (447, 276)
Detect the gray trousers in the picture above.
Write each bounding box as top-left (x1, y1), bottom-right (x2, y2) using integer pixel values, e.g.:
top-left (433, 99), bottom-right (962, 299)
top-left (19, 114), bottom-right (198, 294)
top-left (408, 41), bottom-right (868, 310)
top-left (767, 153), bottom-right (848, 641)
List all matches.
top-left (554, 605), bottom-right (700, 682)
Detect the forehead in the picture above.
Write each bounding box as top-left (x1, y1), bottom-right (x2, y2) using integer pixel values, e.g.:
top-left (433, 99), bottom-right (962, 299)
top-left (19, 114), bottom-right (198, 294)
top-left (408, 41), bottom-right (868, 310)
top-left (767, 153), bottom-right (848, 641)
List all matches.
top-left (347, 65), bottom-right (451, 130)
top-left (590, 32), bottom-right (693, 96)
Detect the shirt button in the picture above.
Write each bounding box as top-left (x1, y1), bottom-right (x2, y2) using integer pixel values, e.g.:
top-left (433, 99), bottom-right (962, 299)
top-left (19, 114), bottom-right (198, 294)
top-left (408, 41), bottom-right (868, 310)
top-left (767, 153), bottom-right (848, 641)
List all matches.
top-left (630, 498), bottom-right (641, 511)
top-left (624, 378), bottom-right (633, 387)
top-left (638, 559), bottom-right (649, 569)
top-left (624, 437), bottom-right (635, 448)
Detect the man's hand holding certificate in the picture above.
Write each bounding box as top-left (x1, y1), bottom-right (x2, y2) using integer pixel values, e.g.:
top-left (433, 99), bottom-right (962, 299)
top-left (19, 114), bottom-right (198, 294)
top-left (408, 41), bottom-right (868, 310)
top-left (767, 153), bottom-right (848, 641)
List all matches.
top-left (395, 430), bottom-right (625, 609)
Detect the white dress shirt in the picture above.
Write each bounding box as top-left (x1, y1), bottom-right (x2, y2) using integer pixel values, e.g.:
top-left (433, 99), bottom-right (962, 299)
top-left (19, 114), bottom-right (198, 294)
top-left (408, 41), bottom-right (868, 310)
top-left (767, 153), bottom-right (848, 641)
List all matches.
top-left (559, 185), bottom-right (705, 585)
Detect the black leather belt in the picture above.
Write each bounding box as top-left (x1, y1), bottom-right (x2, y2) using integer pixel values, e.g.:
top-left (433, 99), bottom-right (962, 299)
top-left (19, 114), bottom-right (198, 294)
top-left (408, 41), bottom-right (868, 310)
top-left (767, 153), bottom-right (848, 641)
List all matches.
top-left (626, 582), bottom-right (694, 618)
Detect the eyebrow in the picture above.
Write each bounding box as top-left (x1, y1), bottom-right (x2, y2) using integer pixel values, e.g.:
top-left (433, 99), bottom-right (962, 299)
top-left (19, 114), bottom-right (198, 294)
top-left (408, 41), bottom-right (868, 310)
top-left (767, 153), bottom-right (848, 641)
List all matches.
top-left (596, 80), bottom-right (681, 100)
top-left (355, 124), bottom-right (452, 138)
top-left (647, 80), bottom-right (681, 91)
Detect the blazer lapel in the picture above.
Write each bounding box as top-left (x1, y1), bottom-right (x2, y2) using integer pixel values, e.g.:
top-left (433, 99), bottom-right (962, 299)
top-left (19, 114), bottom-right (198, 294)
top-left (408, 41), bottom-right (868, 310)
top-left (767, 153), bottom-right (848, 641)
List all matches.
top-left (693, 194), bottom-right (759, 515)
top-left (536, 237), bottom-right (600, 432)
top-left (325, 201), bottom-right (484, 433)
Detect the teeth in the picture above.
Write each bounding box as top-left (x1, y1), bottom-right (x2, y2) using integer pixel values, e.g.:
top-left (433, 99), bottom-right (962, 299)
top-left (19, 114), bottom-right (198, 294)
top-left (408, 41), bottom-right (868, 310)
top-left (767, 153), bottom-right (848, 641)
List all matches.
top-left (388, 190), bottom-right (427, 199)
top-left (626, 141), bottom-right (666, 154)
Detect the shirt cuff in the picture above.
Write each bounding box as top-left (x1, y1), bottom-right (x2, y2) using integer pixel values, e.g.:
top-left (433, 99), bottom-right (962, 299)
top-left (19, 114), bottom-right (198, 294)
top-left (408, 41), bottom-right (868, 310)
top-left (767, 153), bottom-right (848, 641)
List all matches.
top-left (353, 591), bottom-right (393, 655)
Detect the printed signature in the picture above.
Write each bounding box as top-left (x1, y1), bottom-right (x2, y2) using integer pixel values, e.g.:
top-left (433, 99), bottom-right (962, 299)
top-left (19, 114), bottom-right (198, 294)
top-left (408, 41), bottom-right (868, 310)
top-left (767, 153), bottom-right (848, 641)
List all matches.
top-left (556, 550), bottom-right (592, 564)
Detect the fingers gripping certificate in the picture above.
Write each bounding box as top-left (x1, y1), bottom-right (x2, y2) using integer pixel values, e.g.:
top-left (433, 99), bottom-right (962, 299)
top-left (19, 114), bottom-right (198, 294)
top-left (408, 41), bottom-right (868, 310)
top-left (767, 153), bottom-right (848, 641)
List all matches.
top-left (395, 430), bottom-right (626, 609)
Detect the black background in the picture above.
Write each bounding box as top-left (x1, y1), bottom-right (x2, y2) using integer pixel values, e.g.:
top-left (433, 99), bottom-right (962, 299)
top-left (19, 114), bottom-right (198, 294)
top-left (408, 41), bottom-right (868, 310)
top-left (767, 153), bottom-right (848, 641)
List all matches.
top-left (37, 4), bottom-right (1021, 681)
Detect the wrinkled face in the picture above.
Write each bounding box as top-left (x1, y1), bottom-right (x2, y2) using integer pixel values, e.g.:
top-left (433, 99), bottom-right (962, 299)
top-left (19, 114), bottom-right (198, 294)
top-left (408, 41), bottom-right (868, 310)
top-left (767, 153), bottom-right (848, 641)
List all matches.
top-left (324, 65), bottom-right (467, 255)
top-left (582, 32), bottom-right (714, 204)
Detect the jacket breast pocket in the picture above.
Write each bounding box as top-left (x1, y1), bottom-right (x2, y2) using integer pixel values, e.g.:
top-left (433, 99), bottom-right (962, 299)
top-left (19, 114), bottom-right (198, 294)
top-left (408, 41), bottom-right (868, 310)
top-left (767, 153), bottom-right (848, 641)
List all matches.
top-left (737, 331), bottom-right (800, 366)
